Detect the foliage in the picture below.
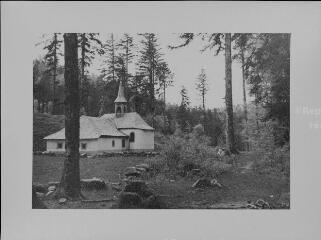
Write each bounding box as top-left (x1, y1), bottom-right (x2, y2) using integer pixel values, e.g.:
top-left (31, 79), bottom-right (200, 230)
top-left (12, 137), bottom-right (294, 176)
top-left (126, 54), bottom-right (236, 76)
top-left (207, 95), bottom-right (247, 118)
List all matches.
top-left (156, 126), bottom-right (232, 178)
top-left (245, 33), bottom-right (290, 146)
top-left (195, 68), bottom-right (209, 110)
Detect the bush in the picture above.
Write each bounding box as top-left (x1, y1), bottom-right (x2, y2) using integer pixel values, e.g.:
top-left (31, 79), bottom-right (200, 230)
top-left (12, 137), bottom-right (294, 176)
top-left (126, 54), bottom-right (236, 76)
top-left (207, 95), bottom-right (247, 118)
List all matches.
top-left (157, 126), bottom-right (231, 178)
top-left (253, 143), bottom-right (290, 177)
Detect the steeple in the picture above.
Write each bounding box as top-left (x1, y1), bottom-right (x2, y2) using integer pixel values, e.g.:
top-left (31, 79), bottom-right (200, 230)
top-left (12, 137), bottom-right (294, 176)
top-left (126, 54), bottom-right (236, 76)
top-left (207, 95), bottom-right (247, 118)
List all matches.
top-left (114, 79), bottom-right (127, 117)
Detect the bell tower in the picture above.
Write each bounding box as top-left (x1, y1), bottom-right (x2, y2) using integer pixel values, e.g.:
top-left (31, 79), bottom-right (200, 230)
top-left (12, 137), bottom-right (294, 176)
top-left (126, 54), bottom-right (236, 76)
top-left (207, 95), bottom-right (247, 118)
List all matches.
top-left (114, 79), bottom-right (127, 118)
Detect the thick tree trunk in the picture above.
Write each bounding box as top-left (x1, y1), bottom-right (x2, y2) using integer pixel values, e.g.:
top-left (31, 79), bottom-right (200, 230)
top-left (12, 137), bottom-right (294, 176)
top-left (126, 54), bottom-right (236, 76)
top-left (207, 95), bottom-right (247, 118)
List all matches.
top-left (224, 33), bottom-right (237, 154)
top-left (59, 33), bottom-right (81, 199)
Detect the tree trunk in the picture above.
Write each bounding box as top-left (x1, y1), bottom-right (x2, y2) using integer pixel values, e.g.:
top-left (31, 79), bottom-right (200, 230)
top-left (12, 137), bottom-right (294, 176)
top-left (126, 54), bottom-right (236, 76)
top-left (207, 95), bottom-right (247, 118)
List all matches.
top-left (52, 33), bottom-right (57, 115)
top-left (241, 47), bottom-right (248, 122)
top-left (163, 83), bottom-right (166, 132)
top-left (59, 33), bottom-right (81, 199)
top-left (111, 34), bottom-right (115, 82)
top-left (224, 33), bottom-right (237, 154)
top-left (80, 33), bottom-right (86, 113)
top-left (241, 46), bottom-right (249, 151)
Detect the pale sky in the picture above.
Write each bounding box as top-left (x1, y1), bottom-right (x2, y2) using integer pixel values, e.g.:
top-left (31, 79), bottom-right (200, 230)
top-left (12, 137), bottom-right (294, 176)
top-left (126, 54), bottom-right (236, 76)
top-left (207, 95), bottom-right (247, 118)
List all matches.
top-left (34, 33), bottom-right (252, 109)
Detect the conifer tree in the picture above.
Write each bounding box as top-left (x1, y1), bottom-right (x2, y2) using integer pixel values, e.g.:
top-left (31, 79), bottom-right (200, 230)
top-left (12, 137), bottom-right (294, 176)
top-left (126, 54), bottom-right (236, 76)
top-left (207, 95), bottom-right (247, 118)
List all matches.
top-left (78, 33), bottom-right (103, 114)
top-left (43, 33), bottom-right (63, 114)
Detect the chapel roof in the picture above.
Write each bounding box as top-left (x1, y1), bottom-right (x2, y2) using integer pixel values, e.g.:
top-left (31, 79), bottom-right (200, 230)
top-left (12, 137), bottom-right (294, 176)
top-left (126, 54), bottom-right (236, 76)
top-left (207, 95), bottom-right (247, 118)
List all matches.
top-left (100, 112), bottom-right (154, 130)
top-left (44, 115), bottom-right (128, 140)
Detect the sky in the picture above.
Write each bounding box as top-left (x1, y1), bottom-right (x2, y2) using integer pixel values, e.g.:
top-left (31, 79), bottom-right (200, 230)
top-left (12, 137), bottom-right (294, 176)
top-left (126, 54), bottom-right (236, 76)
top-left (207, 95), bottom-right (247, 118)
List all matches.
top-left (34, 33), bottom-right (252, 109)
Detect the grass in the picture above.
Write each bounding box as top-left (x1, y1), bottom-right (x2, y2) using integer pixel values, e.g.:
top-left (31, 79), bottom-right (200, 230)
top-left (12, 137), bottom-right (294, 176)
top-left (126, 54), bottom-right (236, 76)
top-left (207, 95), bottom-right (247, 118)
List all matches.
top-left (33, 152), bottom-right (290, 209)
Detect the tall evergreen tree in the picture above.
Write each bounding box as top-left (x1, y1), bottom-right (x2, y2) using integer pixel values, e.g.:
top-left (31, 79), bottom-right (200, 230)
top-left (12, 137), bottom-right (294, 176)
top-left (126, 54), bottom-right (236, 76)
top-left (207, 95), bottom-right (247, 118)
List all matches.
top-left (195, 68), bottom-right (209, 111)
top-left (101, 34), bottom-right (117, 82)
top-left (78, 33), bottom-right (102, 114)
top-left (43, 33), bottom-right (63, 114)
top-left (136, 33), bottom-right (164, 126)
top-left (224, 33), bottom-right (237, 153)
top-left (177, 86), bottom-right (191, 132)
top-left (117, 34), bottom-right (135, 89)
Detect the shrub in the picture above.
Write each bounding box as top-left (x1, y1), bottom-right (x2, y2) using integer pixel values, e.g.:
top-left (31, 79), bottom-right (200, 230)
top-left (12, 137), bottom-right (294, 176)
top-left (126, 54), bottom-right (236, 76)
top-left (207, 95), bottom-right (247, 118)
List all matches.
top-left (253, 143), bottom-right (290, 177)
top-left (157, 126), bottom-right (232, 177)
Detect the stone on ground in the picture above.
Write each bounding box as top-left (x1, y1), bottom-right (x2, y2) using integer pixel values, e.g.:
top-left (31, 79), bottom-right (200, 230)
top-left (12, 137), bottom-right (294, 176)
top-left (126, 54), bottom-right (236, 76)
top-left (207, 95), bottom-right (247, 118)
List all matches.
top-left (123, 180), bottom-right (153, 199)
top-left (124, 167), bottom-right (142, 177)
top-left (118, 192), bottom-right (143, 208)
top-left (80, 178), bottom-right (106, 190)
top-left (135, 163), bottom-right (150, 171)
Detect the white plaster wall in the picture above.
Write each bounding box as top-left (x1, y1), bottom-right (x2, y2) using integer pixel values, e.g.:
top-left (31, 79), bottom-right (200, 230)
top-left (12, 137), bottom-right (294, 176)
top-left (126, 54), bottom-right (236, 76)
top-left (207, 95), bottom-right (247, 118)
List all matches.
top-left (120, 129), bottom-right (154, 151)
top-left (46, 139), bottom-right (99, 152)
top-left (97, 138), bottom-right (129, 151)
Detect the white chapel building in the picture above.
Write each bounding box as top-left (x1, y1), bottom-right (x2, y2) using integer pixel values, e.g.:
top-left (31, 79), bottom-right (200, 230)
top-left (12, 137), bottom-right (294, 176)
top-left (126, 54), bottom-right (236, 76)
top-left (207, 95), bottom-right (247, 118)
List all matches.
top-left (44, 80), bottom-right (154, 153)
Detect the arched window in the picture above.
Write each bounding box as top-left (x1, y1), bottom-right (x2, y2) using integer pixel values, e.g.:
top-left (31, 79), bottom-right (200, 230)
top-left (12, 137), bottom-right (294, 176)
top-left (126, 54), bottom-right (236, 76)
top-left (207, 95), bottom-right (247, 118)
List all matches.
top-left (112, 140), bottom-right (115, 147)
top-left (129, 132), bottom-right (135, 142)
top-left (116, 106), bottom-right (121, 114)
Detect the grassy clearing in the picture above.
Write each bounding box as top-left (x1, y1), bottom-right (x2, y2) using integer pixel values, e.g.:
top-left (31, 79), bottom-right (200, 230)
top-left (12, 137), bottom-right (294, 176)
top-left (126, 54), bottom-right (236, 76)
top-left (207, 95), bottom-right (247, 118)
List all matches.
top-left (33, 152), bottom-right (289, 209)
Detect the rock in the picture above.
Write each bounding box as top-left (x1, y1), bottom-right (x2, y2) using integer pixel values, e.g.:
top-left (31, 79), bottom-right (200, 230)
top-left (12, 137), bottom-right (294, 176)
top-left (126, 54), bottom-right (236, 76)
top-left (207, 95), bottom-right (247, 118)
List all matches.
top-left (118, 192), bottom-right (143, 208)
top-left (45, 190), bottom-right (54, 197)
top-left (48, 185), bottom-right (56, 192)
top-left (136, 163), bottom-right (150, 171)
top-left (59, 198), bottom-right (67, 204)
top-left (48, 181), bottom-right (60, 187)
top-left (143, 195), bottom-right (166, 209)
top-left (192, 178), bottom-right (212, 188)
top-left (135, 163), bottom-right (150, 171)
top-left (32, 184), bottom-right (47, 193)
top-left (123, 180), bottom-right (153, 199)
top-left (81, 178), bottom-right (106, 190)
top-left (210, 178), bottom-right (222, 188)
top-left (255, 199), bottom-right (271, 209)
top-left (80, 153), bottom-right (87, 157)
top-left (124, 167), bottom-right (142, 177)
top-left (36, 192), bottom-right (45, 198)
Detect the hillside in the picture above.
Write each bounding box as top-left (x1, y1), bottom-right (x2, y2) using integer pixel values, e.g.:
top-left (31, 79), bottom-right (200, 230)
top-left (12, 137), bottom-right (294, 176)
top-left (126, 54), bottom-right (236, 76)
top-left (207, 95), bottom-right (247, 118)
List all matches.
top-left (33, 113), bottom-right (65, 151)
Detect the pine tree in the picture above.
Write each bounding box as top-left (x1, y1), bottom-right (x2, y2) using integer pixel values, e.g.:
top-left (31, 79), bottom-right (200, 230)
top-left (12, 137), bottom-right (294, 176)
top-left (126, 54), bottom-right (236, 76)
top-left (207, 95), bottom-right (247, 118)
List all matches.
top-left (156, 62), bottom-right (173, 131)
top-left (116, 34), bottom-right (135, 88)
top-left (136, 33), bottom-right (164, 126)
top-left (177, 86), bottom-right (190, 132)
top-left (43, 33), bottom-right (63, 114)
top-left (101, 34), bottom-right (117, 82)
top-left (195, 68), bottom-right (209, 111)
top-left (78, 33), bottom-right (103, 114)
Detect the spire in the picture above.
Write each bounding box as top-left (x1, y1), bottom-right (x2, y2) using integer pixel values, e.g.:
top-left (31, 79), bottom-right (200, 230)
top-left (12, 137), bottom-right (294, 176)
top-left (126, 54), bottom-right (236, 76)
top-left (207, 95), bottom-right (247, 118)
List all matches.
top-left (114, 79), bottom-right (128, 117)
top-left (114, 79), bottom-right (127, 103)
